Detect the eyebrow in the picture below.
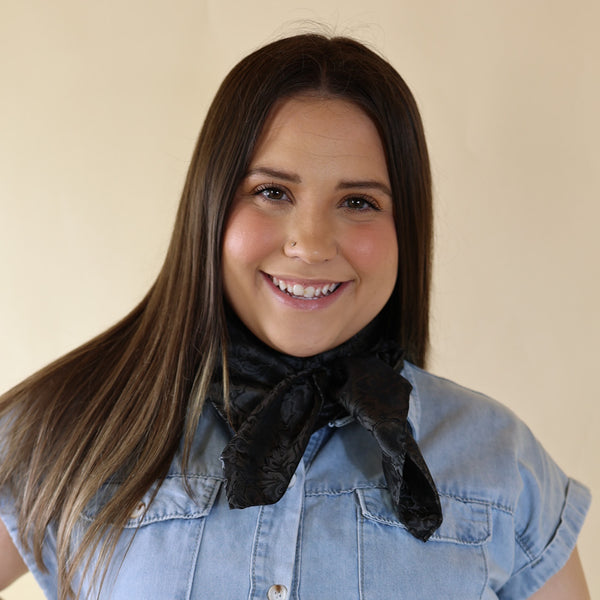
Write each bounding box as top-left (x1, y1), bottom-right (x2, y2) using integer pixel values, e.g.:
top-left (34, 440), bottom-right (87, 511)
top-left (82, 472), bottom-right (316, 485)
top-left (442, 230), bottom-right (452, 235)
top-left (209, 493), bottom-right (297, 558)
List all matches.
top-left (245, 167), bottom-right (392, 197)
top-left (246, 167), bottom-right (301, 183)
top-left (337, 180), bottom-right (392, 197)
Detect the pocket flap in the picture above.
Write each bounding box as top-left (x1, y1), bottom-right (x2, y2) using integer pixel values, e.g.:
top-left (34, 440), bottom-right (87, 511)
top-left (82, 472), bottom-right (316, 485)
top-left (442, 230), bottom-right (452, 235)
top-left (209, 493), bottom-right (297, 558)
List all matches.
top-left (83, 475), bottom-right (223, 528)
top-left (356, 487), bottom-right (490, 545)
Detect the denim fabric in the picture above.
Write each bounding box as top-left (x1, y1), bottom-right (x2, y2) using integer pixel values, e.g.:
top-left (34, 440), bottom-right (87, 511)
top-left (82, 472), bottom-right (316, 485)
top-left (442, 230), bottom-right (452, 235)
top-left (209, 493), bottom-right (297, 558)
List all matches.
top-left (1, 363), bottom-right (591, 599)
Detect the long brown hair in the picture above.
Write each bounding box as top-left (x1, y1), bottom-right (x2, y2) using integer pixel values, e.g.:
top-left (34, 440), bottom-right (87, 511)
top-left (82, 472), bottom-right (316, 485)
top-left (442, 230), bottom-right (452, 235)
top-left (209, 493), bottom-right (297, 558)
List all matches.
top-left (0, 33), bottom-right (433, 598)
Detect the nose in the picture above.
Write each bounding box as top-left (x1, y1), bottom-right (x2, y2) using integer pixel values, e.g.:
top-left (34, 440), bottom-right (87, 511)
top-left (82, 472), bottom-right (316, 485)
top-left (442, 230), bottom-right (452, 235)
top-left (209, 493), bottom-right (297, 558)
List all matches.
top-left (283, 210), bottom-right (338, 263)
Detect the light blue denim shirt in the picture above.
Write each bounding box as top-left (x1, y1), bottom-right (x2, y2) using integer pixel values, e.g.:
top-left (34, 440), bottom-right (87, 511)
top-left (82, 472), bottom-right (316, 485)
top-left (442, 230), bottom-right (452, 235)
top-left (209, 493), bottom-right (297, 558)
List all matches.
top-left (1, 363), bottom-right (591, 599)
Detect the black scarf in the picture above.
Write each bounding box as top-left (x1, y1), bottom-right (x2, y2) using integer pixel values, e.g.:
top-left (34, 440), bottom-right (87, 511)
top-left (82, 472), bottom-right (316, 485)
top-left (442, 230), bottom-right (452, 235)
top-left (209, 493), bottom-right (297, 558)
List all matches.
top-left (209, 314), bottom-right (442, 542)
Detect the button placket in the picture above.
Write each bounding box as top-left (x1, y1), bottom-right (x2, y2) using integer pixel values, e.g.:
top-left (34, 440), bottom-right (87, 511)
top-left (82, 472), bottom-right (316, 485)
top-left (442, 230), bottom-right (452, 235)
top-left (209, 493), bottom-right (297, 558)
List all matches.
top-left (249, 462), bottom-right (304, 600)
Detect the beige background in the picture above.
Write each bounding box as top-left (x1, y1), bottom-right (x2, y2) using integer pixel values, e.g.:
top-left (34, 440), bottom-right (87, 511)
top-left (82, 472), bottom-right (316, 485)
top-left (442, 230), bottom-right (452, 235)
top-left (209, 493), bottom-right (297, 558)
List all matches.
top-left (1, 0), bottom-right (598, 597)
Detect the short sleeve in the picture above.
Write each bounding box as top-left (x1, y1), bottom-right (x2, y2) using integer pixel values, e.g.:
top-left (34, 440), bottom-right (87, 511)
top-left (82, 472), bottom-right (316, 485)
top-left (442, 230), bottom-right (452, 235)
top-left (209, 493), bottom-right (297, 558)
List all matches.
top-left (497, 422), bottom-right (591, 599)
top-left (0, 491), bottom-right (60, 600)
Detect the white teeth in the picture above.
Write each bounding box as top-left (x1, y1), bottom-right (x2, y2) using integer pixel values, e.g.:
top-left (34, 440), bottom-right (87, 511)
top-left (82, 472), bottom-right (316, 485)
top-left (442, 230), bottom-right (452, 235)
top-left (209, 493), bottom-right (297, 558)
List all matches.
top-left (269, 276), bottom-right (340, 299)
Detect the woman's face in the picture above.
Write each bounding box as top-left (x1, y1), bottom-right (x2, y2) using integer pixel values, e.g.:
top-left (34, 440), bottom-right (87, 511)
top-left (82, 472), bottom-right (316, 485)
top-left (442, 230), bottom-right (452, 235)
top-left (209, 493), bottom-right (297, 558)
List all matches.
top-left (222, 95), bottom-right (398, 357)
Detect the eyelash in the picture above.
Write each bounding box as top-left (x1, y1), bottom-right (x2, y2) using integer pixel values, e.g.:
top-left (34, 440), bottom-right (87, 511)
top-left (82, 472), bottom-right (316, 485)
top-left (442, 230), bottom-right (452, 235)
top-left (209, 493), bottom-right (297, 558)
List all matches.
top-left (252, 184), bottom-right (381, 212)
top-left (254, 184), bottom-right (289, 202)
top-left (340, 196), bottom-right (381, 212)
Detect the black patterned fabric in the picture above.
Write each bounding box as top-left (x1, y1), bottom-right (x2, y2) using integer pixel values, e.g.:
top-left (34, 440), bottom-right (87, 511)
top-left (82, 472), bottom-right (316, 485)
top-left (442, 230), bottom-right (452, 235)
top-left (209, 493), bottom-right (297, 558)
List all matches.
top-left (209, 313), bottom-right (443, 542)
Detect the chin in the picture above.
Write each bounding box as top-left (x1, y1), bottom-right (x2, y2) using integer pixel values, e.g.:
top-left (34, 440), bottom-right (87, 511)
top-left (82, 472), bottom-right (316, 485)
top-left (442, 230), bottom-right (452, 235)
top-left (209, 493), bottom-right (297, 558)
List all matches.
top-left (265, 330), bottom-right (348, 358)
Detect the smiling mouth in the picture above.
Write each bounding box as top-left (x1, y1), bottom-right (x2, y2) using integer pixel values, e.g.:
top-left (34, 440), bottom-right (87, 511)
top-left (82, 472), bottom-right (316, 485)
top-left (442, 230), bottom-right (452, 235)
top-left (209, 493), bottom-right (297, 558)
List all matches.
top-left (269, 275), bottom-right (342, 299)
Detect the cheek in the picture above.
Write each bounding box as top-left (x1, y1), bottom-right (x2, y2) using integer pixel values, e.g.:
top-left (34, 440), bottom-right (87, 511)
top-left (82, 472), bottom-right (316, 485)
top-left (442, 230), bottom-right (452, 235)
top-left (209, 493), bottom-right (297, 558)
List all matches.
top-left (344, 222), bottom-right (398, 283)
top-left (222, 206), bottom-right (280, 268)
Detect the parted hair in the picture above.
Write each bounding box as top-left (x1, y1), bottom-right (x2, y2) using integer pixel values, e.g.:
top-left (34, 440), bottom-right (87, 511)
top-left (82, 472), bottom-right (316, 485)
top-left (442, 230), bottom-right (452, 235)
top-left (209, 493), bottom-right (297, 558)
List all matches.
top-left (0, 33), bottom-right (433, 599)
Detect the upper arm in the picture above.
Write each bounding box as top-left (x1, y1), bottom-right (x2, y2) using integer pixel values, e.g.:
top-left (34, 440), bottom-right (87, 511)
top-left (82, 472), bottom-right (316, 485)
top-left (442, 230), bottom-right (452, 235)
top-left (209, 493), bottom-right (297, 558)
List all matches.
top-left (528, 547), bottom-right (590, 600)
top-left (0, 516), bottom-right (28, 590)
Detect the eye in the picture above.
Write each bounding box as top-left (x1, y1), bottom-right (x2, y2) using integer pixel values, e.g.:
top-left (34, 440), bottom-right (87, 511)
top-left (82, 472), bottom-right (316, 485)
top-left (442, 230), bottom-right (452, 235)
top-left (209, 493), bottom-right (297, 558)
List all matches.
top-left (341, 196), bottom-right (380, 211)
top-left (254, 185), bottom-right (289, 202)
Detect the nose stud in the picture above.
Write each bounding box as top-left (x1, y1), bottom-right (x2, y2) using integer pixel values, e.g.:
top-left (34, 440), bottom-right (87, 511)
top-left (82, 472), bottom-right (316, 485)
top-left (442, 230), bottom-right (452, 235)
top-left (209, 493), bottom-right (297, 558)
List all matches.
top-left (284, 238), bottom-right (334, 261)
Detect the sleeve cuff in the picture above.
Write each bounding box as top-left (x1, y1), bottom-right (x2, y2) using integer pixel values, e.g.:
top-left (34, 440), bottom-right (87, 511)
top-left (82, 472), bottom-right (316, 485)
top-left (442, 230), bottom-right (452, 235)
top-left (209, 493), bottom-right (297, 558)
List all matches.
top-left (500, 477), bottom-right (591, 599)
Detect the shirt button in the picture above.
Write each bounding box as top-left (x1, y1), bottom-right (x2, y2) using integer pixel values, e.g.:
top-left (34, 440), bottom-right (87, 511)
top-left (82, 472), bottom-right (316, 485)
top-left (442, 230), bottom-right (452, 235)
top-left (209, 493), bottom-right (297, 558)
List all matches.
top-left (267, 584), bottom-right (288, 600)
top-left (288, 474), bottom-right (297, 489)
top-left (130, 501), bottom-right (146, 520)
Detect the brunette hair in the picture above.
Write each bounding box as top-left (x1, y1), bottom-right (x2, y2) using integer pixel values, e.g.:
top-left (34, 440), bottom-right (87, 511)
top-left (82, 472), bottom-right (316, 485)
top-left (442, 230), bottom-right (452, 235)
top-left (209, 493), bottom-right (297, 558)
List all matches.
top-left (0, 33), bottom-right (432, 598)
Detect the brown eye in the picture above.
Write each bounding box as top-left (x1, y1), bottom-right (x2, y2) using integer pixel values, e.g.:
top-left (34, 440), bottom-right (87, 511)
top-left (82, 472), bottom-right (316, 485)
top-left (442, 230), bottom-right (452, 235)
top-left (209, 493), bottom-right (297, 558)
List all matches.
top-left (342, 196), bottom-right (379, 211)
top-left (255, 186), bottom-right (288, 202)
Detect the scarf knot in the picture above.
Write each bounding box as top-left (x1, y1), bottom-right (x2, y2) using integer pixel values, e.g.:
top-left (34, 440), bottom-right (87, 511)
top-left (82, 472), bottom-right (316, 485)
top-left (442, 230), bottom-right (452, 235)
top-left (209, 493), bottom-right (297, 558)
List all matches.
top-left (210, 315), bottom-right (442, 541)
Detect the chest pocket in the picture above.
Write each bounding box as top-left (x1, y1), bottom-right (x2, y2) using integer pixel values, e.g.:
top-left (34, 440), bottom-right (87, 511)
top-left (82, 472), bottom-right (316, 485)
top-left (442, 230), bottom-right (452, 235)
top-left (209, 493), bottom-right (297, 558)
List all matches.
top-left (80, 475), bottom-right (223, 600)
top-left (356, 488), bottom-right (491, 599)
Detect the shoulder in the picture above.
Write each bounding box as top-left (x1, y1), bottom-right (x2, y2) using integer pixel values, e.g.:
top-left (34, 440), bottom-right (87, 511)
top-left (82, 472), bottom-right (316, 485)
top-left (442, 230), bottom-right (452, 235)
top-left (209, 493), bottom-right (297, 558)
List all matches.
top-left (402, 362), bottom-right (565, 505)
top-left (402, 363), bottom-right (591, 597)
top-left (402, 361), bottom-right (591, 542)
top-left (404, 361), bottom-right (541, 458)
top-left (403, 361), bottom-right (520, 437)
top-left (167, 403), bottom-right (231, 479)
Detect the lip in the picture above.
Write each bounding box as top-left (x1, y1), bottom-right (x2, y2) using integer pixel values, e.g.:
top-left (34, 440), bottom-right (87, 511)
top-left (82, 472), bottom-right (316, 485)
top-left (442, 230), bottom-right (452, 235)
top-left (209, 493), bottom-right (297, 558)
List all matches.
top-left (261, 272), bottom-right (349, 310)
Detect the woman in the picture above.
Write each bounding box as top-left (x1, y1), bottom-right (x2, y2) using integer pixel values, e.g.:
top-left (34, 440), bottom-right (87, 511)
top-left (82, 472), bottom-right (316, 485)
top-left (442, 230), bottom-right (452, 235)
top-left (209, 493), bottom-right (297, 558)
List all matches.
top-left (0, 33), bottom-right (590, 599)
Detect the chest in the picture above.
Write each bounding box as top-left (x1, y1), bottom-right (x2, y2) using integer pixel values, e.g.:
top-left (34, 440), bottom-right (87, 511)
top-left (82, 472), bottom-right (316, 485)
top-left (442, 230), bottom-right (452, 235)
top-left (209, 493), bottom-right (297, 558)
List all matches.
top-left (77, 459), bottom-right (500, 600)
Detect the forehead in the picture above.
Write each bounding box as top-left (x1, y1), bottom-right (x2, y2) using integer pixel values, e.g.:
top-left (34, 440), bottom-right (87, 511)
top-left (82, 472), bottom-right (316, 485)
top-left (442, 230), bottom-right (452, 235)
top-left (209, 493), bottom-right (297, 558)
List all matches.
top-left (249, 95), bottom-right (388, 178)
top-left (258, 94), bottom-right (378, 141)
